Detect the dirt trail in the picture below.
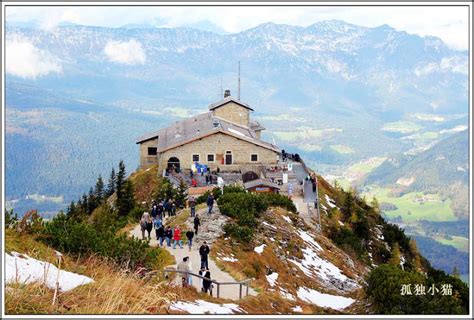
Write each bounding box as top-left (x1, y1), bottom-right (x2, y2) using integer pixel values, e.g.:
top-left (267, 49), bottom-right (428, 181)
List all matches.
top-left (129, 207), bottom-right (257, 300)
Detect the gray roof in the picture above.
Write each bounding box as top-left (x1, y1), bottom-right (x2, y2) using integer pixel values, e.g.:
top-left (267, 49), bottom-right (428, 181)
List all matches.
top-left (244, 178), bottom-right (281, 190)
top-left (250, 120), bottom-right (265, 131)
top-left (208, 97), bottom-right (254, 111)
top-left (136, 112), bottom-right (279, 153)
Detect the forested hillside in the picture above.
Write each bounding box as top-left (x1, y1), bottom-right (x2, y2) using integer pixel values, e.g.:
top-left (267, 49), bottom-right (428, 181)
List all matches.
top-left (364, 130), bottom-right (469, 219)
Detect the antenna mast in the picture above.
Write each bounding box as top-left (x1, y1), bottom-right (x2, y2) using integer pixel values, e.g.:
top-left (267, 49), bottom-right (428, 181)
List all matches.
top-left (219, 75), bottom-right (223, 98)
top-left (238, 61), bottom-right (241, 100)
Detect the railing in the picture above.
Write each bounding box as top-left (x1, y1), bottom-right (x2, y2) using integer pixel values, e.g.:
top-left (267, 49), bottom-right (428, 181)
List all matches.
top-left (166, 173), bottom-right (183, 188)
top-left (163, 268), bottom-right (251, 299)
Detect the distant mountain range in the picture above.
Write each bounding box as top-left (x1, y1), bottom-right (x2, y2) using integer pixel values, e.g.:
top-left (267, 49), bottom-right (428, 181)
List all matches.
top-left (5, 20), bottom-right (469, 215)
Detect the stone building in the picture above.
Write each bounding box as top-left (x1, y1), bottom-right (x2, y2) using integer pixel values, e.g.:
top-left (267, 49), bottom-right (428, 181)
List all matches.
top-left (136, 91), bottom-right (280, 172)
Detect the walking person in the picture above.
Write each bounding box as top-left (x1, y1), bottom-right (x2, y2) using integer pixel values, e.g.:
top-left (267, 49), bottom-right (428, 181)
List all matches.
top-left (177, 257), bottom-right (190, 287)
top-left (199, 241), bottom-right (210, 269)
top-left (151, 204), bottom-right (157, 220)
top-left (157, 201), bottom-right (164, 220)
top-left (186, 229), bottom-right (194, 252)
top-left (171, 201), bottom-right (177, 216)
top-left (173, 226), bottom-right (183, 249)
top-left (187, 258), bottom-right (194, 286)
top-left (198, 268), bottom-right (204, 291)
top-left (206, 194), bottom-right (214, 214)
top-left (202, 269), bottom-right (212, 295)
top-left (163, 199), bottom-right (170, 217)
top-left (164, 226), bottom-right (173, 247)
top-left (140, 211), bottom-right (152, 240)
top-left (145, 216), bottom-right (153, 240)
top-left (156, 223), bottom-right (165, 246)
top-left (194, 215), bottom-right (201, 235)
top-left (188, 196), bottom-right (196, 217)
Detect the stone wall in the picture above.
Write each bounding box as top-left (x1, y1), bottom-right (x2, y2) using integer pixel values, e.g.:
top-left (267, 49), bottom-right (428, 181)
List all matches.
top-left (212, 102), bottom-right (250, 127)
top-left (139, 137), bottom-right (159, 168)
top-left (159, 132), bottom-right (278, 171)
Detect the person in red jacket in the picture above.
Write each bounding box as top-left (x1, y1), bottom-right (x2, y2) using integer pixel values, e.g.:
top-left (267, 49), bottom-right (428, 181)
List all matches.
top-left (173, 226), bottom-right (183, 249)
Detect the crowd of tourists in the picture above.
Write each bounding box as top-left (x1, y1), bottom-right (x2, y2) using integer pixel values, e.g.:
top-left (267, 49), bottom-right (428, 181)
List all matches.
top-left (139, 197), bottom-right (215, 295)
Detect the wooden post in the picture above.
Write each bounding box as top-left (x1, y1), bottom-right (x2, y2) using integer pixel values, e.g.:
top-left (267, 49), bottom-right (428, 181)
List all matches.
top-left (217, 283), bottom-right (220, 298)
top-left (52, 253), bottom-right (62, 306)
top-left (246, 283), bottom-right (249, 296)
top-left (239, 283), bottom-right (242, 299)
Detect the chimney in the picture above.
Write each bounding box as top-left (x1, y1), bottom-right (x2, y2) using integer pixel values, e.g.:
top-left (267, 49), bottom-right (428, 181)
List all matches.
top-left (224, 89), bottom-right (231, 98)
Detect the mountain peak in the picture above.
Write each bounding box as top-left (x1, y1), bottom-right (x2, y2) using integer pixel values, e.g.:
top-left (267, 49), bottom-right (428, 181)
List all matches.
top-left (308, 19), bottom-right (365, 32)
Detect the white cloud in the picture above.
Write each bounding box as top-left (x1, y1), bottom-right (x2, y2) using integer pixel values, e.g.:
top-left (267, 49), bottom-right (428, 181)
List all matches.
top-left (103, 39), bottom-right (146, 65)
top-left (6, 36), bottom-right (62, 79)
top-left (6, 6), bottom-right (470, 50)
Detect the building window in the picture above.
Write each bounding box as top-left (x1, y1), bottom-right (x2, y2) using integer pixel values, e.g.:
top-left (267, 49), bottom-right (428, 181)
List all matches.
top-left (207, 154), bottom-right (215, 162)
top-left (251, 154), bottom-right (258, 162)
top-left (192, 154), bottom-right (200, 162)
top-left (148, 147), bottom-right (157, 156)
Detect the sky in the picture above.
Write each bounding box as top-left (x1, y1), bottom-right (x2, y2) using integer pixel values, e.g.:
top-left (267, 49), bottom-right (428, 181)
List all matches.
top-left (5, 5), bottom-right (470, 50)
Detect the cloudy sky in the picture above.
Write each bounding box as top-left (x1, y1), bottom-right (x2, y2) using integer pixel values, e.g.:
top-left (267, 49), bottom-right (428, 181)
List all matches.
top-left (6, 5), bottom-right (470, 50)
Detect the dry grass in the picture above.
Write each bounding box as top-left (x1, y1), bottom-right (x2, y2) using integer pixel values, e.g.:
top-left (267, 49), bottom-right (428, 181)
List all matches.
top-left (5, 255), bottom-right (178, 315)
top-left (129, 165), bottom-right (160, 205)
top-left (5, 228), bottom-right (180, 315)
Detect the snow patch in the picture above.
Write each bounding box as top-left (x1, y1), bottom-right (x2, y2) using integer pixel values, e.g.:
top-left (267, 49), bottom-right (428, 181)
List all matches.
top-left (282, 215), bottom-right (292, 224)
top-left (297, 287), bottom-right (355, 311)
top-left (170, 299), bottom-right (244, 314)
top-left (254, 244), bottom-right (267, 254)
top-left (280, 289), bottom-right (296, 301)
top-left (266, 272), bottom-right (278, 287)
top-left (297, 230), bottom-right (323, 251)
top-left (291, 305), bottom-right (303, 312)
top-left (288, 242), bottom-right (359, 292)
top-left (324, 194), bottom-right (337, 208)
top-left (220, 257), bottom-right (238, 262)
top-left (5, 252), bottom-right (94, 292)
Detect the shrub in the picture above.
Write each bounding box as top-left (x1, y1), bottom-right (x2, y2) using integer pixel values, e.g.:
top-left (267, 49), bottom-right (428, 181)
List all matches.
top-left (383, 222), bottom-right (410, 252)
top-left (223, 224), bottom-right (253, 243)
top-left (5, 209), bottom-right (19, 229)
top-left (222, 185), bottom-right (246, 194)
top-left (331, 227), bottom-right (366, 257)
top-left (41, 212), bottom-right (166, 270)
top-left (366, 264), bottom-right (468, 314)
top-left (196, 190), bottom-right (212, 204)
top-left (259, 193), bottom-right (297, 212)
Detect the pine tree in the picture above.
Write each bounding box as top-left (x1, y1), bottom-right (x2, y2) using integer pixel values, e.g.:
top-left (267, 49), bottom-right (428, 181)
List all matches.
top-left (87, 187), bottom-right (97, 214)
top-left (106, 168), bottom-right (116, 197)
top-left (94, 175), bottom-right (105, 203)
top-left (452, 266), bottom-right (460, 279)
top-left (388, 243), bottom-right (401, 266)
top-left (81, 193), bottom-right (89, 213)
top-left (116, 160), bottom-right (126, 203)
top-left (409, 239), bottom-right (422, 271)
top-left (175, 180), bottom-right (188, 208)
top-left (118, 180), bottom-right (136, 217)
top-left (341, 190), bottom-right (354, 219)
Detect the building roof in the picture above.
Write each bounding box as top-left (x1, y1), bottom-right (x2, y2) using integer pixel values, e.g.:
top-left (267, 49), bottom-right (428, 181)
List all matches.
top-left (244, 178), bottom-right (281, 190)
top-left (136, 112), bottom-right (279, 153)
top-left (250, 120), bottom-right (265, 131)
top-left (208, 97), bottom-right (254, 111)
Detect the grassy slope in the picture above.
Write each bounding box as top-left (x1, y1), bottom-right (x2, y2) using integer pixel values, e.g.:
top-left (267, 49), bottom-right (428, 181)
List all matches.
top-left (363, 187), bottom-right (456, 222)
top-left (6, 229), bottom-right (181, 314)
